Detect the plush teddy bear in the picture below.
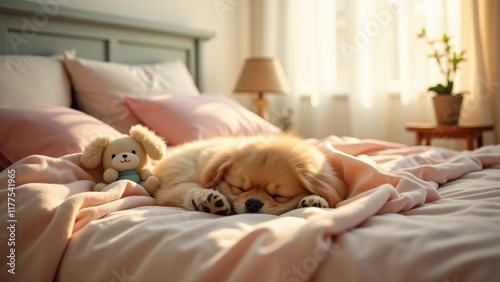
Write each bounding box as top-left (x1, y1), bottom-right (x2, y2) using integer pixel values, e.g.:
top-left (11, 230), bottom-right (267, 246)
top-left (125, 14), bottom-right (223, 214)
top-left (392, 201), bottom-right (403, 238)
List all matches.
top-left (80, 124), bottom-right (165, 196)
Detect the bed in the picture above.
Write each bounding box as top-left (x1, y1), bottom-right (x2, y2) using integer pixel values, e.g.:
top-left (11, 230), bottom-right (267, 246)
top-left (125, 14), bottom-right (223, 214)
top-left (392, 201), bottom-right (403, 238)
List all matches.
top-left (1, 1), bottom-right (500, 282)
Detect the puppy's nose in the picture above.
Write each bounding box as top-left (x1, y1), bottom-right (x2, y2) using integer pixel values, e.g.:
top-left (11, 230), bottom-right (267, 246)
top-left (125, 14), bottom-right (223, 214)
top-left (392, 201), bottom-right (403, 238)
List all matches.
top-left (245, 198), bottom-right (263, 213)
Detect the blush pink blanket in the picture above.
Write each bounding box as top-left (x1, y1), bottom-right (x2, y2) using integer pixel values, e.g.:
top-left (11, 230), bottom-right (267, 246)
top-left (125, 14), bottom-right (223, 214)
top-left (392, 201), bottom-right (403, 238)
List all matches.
top-left (1, 137), bottom-right (499, 282)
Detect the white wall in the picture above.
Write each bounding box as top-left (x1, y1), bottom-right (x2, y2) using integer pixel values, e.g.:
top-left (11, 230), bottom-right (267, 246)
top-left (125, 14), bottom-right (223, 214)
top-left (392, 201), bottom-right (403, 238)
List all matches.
top-left (26, 0), bottom-right (251, 96)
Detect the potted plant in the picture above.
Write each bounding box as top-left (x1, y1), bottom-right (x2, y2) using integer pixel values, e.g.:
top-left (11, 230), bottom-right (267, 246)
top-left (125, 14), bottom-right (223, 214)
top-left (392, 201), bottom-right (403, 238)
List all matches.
top-left (274, 107), bottom-right (294, 131)
top-left (417, 28), bottom-right (467, 125)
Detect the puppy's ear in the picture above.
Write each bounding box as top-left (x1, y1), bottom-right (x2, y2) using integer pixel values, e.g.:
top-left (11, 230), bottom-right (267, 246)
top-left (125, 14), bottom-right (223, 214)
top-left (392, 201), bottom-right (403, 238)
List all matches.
top-left (297, 163), bottom-right (346, 208)
top-left (201, 151), bottom-right (234, 188)
top-left (129, 124), bottom-right (165, 160)
top-left (81, 137), bottom-right (112, 169)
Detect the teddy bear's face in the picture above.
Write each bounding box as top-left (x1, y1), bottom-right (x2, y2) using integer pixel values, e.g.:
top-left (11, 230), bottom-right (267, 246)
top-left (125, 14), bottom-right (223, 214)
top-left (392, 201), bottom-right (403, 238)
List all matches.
top-left (102, 137), bottom-right (148, 172)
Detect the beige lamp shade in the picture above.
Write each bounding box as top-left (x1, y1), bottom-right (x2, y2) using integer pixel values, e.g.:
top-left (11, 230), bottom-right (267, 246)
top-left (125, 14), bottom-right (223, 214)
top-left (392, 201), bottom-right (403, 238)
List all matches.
top-left (234, 57), bottom-right (290, 94)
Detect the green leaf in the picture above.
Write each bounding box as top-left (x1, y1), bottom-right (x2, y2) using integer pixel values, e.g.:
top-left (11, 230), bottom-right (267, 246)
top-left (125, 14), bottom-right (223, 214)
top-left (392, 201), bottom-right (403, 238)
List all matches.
top-left (428, 84), bottom-right (447, 93)
top-left (416, 28), bottom-right (426, 38)
top-left (442, 34), bottom-right (450, 43)
top-left (445, 81), bottom-right (454, 93)
top-left (428, 81), bottom-right (454, 95)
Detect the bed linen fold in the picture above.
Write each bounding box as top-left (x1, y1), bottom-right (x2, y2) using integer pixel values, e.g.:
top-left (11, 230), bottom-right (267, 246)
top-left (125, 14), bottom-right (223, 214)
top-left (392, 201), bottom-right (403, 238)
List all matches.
top-left (1, 138), bottom-right (499, 282)
top-left (0, 154), bottom-right (154, 282)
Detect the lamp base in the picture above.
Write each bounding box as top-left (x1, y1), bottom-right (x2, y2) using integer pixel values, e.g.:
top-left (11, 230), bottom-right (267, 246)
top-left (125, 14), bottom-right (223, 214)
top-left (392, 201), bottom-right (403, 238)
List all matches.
top-left (254, 93), bottom-right (268, 120)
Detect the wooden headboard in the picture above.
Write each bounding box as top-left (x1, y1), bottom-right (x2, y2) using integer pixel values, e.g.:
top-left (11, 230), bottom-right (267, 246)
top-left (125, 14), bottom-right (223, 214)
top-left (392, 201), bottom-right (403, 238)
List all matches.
top-left (0, 0), bottom-right (214, 90)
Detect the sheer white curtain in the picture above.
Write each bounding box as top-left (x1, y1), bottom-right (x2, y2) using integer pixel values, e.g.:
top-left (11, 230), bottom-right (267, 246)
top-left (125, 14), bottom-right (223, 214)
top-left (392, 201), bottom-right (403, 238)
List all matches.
top-left (476, 0), bottom-right (500, 144)
top-left (459, 0), bottom-right (496, 135)
top-left (252, 0), bottom-right (496, 144)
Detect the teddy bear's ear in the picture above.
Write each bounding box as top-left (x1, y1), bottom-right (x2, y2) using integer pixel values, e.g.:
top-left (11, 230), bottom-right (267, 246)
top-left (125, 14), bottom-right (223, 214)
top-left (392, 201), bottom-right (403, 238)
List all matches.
top-left (80, 137), bottom-right (112, 169)
top-left (129, 125), bottom-right (165, 160)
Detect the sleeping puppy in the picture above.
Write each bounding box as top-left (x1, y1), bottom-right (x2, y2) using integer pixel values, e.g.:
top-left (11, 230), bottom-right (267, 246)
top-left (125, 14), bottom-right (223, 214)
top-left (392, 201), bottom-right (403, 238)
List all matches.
top-left (154, 134), bottom-right (346, 215)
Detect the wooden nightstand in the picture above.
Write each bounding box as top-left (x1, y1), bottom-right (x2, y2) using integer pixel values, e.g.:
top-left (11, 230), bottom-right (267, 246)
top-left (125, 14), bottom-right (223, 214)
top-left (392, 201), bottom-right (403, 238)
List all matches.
top-left (405, 123), bottom-right (494, 150)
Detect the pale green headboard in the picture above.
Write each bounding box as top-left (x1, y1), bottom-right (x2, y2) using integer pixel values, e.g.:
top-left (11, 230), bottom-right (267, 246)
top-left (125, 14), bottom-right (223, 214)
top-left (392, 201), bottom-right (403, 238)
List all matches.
top-left (0, 0), bottom-right (214, 90)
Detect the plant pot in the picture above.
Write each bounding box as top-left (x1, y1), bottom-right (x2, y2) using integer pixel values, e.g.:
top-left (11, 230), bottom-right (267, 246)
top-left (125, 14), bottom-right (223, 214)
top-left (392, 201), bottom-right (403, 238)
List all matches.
top-left (432, 95), bottom-right (463, 125)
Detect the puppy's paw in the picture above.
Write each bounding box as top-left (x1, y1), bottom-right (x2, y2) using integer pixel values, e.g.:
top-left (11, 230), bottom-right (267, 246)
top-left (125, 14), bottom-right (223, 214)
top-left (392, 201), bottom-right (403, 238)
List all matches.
top-left (298, 195), bottom-right (330, 209)
top-left (191, 189), bottom-right (232, 215)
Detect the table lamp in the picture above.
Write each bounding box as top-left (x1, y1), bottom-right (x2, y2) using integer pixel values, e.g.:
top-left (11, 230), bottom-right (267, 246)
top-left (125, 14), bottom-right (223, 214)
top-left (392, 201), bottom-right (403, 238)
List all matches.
top-left (234, 57), bottom-right (290, 120)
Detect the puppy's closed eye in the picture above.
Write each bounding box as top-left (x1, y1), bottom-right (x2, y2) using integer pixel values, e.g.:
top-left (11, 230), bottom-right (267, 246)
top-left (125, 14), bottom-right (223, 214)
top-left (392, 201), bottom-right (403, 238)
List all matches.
top-left (231, 186), bottom-right (245, 195)
top-left (271, 194), bottom-right (290, 203)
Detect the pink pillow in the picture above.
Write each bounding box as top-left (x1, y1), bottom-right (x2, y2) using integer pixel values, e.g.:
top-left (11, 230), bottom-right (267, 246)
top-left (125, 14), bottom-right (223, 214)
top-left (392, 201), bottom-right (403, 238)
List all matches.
top-left (0, 105), bottom-right (122, 169)
top-left (124, 94), bottom-right (281, 145)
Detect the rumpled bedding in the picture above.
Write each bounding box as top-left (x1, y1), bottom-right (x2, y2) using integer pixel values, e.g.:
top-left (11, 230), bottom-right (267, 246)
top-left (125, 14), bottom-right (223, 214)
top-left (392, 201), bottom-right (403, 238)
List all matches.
top-left (1, 137), bottom-right (500, 282)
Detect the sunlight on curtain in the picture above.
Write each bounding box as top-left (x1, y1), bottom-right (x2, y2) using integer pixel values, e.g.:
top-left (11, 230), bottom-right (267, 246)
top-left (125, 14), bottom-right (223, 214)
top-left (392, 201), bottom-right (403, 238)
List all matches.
top-left (284, 0), bottom-right (337, 107)
top-left (476, 0), bottom-right (500, 143)
top-left (252, 0), bottom-right (494, 143)
top-left (397, 0), bottom-right (454, 126)
top-left (459, 0), bottom-right (493, 127)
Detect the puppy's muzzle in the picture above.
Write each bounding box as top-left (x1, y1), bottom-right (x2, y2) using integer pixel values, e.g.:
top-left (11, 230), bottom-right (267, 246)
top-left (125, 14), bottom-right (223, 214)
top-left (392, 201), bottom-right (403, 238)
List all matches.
top-left (245, 198), bottom-right (263, 213)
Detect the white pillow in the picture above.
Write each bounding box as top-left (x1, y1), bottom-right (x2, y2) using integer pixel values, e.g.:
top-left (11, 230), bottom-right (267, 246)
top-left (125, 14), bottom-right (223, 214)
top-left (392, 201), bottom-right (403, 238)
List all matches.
top-left (0, 55), bottom-right (71, 107)
top-left (63, 52), bottom-right (200, 133)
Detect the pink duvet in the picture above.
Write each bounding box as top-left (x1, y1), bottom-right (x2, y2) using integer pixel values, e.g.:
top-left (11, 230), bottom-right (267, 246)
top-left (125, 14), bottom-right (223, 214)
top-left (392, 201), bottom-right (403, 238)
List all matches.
top-left (1, 137), bottom-right (500, 282)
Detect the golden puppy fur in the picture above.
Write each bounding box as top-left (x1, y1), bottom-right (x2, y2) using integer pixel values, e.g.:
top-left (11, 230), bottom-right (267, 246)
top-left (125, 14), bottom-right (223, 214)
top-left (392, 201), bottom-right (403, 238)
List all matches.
top-left (154, 134), bottom-right (346, 215)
